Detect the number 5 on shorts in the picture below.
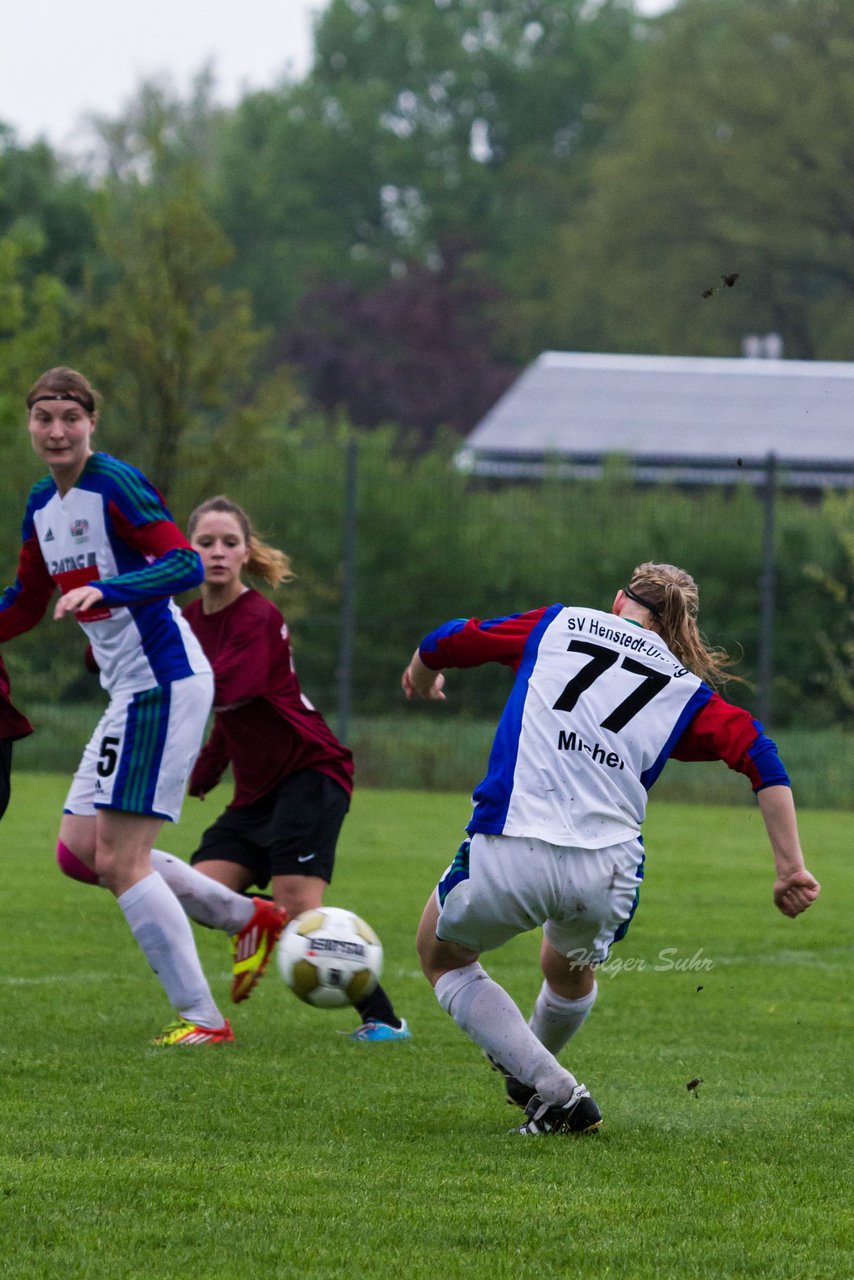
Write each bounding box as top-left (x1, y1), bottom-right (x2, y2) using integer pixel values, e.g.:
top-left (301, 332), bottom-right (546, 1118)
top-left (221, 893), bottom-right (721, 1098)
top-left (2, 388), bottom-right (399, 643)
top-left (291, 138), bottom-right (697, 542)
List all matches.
top-left (97, 735), bottom-right (120, 778)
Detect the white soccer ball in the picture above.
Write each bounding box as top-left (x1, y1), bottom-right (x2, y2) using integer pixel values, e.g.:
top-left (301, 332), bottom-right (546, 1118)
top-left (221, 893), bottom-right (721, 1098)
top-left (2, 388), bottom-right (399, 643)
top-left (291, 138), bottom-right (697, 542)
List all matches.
top-left (276, 906), bottom-right (383, 1008)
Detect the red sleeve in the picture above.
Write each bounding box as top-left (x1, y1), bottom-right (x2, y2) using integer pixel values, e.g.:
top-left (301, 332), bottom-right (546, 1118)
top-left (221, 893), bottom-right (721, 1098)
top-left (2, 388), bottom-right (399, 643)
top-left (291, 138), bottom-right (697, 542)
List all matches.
top-left (107, 502), bottom-right (193, 557)
top-left (188, 720), bottom-right (230, 797)
top-left (419, 607), bottom-right (551, 671)
top-left (672, 692), bottom-right (790, 791)
top-left (0, 651), bottom-right (33, 740)
top-left (0, 534), bottom-right (56, 641)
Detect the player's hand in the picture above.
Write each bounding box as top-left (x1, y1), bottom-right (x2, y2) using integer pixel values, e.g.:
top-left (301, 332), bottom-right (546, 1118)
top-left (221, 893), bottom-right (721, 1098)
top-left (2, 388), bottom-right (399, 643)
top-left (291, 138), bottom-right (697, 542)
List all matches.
top-left (54, 585), bottom-right (104, 620)
top-left (402, 663), bottom-right (446, 701)
top-left (773, 868), bottom-right (820, 918)
top-left (189, 770), bottom-right (221, 799)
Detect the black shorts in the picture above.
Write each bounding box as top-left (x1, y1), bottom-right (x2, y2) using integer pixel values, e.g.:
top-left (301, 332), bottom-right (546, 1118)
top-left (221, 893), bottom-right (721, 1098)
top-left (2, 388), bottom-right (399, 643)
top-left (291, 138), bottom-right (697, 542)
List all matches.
top-left (190, 769), bottom-right (350, 889)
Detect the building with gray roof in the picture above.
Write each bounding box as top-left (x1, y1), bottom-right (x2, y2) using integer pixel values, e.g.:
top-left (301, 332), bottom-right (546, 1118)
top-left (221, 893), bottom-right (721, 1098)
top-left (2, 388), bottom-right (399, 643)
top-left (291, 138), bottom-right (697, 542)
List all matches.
top-left (455, 351), bottom-right (854, 489)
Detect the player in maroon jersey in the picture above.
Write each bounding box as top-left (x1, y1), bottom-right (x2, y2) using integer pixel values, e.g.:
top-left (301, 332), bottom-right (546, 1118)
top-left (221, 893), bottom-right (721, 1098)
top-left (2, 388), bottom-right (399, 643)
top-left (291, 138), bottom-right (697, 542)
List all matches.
top-left (183, 495), bottom-right (410, 1042)
top-left (0, 650), bottom-right (33, 820)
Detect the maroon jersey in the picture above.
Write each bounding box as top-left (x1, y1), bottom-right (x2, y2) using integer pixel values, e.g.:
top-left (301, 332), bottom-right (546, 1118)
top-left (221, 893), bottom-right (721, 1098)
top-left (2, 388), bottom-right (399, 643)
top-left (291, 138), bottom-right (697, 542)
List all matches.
top-left (183, 589), bottom-right (353, 807)
top-left (0, 652), bottom-right (33, 742)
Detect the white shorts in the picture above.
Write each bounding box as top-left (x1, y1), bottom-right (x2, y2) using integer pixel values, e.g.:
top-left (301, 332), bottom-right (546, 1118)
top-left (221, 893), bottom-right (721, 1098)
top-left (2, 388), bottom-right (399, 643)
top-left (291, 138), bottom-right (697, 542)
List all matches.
top-left (64, 672), bottom-right (213, 823)
top-left (435, 831), bottom-right (644, 965)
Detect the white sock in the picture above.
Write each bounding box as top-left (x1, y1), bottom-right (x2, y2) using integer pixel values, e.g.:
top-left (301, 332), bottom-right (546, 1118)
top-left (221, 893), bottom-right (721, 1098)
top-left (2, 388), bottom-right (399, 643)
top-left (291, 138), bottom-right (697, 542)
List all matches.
top-left (117, 871), bottom-right (224, 1028)
top-left (434, 962), bottom-right (578, 1106)
top-left (529, 980), bottom-right (598, 1055)
top-left (150, 849), bottom-right (254, 934)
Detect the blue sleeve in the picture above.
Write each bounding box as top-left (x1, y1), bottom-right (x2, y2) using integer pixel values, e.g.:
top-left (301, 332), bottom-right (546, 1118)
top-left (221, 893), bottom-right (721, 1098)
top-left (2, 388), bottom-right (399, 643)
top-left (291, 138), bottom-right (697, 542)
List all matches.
top-left (97, 547), bottom-right (204, 606)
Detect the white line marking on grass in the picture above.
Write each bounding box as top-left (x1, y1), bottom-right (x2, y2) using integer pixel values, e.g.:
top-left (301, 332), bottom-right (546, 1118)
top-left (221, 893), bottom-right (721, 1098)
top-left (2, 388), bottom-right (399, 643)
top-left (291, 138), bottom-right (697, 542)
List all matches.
top-left (1, 970), bottom-right (236, 987)
top-left (1, 972), bottom-right (149, 986)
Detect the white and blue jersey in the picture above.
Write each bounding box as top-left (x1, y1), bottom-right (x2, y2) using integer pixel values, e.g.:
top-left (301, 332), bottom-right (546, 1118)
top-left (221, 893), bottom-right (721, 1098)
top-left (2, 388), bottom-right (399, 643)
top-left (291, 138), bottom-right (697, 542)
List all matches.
top-left (420, 605), bottom-right (789, 850)
top-left (0, 452), bottom-right (210, 694)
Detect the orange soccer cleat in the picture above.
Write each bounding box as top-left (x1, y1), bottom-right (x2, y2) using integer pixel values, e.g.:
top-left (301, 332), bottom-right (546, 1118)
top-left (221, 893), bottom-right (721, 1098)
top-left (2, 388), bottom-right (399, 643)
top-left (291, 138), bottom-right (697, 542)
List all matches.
top-left (231, 897), bottom-right (288, 1004)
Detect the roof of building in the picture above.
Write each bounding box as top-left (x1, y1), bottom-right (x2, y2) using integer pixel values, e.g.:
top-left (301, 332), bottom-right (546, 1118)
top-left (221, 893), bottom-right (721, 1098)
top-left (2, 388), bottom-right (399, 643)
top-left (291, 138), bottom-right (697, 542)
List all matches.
top-left (456, 351), bottom-right (854, 487)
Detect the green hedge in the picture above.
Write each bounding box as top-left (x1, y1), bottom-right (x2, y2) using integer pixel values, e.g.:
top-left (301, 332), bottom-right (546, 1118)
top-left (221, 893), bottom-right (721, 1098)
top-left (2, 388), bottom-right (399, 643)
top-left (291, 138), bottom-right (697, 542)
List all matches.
top-left (12, 703), bottom-right (852, 810)
top-left (4, 427), bottom-right (853, 750)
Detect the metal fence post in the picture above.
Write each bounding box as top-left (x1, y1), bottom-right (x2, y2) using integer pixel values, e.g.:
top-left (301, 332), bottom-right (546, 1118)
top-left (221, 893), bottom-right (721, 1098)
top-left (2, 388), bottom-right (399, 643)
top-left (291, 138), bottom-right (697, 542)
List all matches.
top-left (337, 433), bottom-right (358, 743)
top-left (757, 451), bottom-right (777, 726)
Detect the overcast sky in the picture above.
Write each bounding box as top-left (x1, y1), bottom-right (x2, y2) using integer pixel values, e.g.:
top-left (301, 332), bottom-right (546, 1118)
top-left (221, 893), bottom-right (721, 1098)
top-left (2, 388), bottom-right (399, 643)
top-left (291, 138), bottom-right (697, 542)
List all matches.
top-left (1, 0), bottom-right (673, 153)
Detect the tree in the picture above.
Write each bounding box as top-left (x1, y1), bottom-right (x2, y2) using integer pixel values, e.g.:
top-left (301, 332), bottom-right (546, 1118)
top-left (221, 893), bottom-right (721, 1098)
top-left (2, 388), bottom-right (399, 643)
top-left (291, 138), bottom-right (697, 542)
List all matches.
top-left (0, 228), bottom-right (79, 523)
top-left (85, 81), bottom-right (277, 510)
top-left (0, 229), bottom-right (87, 707)
top-left (280, 242), bottom-right (514, 440)
top-left (547, 0), bottom-right (854, 359)
top-left (215, 0), bottom-right (641, 362)
top-left (0, 124), bottom-right (95, 288)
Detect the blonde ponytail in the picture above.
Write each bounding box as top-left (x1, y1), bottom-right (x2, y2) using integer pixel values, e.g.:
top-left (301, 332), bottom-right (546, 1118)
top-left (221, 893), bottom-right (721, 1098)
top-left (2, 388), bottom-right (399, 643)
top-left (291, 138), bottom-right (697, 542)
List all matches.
top-left (246, 533), bottom-right (294, 589)
top-left (627, 562), bottom-right (736, 687)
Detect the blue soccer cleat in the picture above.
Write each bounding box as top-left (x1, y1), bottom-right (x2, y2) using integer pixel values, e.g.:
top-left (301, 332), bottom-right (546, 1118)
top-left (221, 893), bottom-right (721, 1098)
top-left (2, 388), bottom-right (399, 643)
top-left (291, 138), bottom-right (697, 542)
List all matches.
top-left (349, 1018), bottom-right (412, 1043)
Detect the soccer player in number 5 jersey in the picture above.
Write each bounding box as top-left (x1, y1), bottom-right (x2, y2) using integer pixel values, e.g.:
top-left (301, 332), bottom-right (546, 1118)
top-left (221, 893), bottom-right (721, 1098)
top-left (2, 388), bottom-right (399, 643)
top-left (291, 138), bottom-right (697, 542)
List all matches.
top-left (403, 562), bottom-right (820, 1135)
top-left (0, 367), bottom-right (239, 1046)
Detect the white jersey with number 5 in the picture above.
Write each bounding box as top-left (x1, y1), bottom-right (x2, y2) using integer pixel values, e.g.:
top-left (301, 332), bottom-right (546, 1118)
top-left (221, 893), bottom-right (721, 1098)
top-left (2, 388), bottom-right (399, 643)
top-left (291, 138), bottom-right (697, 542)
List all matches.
top-left (416, 602), bottom-right (793, 850)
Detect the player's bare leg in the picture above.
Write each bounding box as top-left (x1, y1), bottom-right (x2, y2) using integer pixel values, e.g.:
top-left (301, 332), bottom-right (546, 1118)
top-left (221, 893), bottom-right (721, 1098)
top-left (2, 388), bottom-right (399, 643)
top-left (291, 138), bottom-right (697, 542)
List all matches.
top-left (539, 937), bottom-right (596, 999)
top-left (57, 812), bottom-right (97, 877)
top-left (270, 873), bottom-right (326, 918)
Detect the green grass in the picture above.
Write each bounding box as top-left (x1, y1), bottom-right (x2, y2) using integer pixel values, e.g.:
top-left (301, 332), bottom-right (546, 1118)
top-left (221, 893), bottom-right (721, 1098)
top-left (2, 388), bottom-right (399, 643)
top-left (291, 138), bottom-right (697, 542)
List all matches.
top-left (1, 776), bottom-right (852, 1279)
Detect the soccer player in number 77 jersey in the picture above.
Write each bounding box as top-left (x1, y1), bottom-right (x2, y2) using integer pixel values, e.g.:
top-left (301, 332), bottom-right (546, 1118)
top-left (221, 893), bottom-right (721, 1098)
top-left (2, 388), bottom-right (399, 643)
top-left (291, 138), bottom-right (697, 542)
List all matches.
top-left (403, 562), bottom-right (820, 1135)
top-left (0, 366), bottom-right (282, 1047)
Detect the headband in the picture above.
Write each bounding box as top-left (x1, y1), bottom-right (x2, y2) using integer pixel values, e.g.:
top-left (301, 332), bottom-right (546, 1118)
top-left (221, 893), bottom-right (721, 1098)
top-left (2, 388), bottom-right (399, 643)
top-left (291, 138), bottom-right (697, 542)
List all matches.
top-left (29, 392), bottom-right (95, 413)
top-left (623, 584), bottom-right (662, 617)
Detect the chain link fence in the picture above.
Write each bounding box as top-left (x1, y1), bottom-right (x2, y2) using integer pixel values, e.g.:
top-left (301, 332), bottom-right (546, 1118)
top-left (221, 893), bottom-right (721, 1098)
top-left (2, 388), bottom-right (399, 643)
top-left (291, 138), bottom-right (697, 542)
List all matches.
top-left (8, 434), bottom-right (853, 807)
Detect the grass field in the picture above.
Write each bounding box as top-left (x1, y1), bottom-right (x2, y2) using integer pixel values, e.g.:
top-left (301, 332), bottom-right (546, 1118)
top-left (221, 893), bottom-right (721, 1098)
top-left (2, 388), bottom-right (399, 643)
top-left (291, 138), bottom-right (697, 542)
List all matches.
top-left (1, 775), bottom-right (852, 1279)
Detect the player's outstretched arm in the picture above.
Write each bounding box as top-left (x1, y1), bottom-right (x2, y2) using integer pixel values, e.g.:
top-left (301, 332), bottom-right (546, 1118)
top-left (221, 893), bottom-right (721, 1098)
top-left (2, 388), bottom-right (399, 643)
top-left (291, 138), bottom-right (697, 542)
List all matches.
top-left (757, 785), bottom-right (821, 918)
top-left (401, 650), bottom-right (446, 701)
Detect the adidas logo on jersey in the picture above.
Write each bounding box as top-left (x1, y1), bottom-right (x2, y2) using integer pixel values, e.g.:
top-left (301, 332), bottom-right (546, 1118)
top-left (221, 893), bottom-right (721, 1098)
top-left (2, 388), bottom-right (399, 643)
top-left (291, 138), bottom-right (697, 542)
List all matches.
top-left (44, 528), bottom-right (55, 541)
